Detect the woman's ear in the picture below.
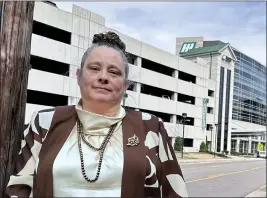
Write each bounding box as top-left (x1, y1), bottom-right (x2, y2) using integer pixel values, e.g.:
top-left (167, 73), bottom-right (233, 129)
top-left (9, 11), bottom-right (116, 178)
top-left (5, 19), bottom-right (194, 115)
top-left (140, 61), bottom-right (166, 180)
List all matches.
top-left (76, 68), bottom-right (82, 86)
top-left (124, 80), bottom-right (131, 91)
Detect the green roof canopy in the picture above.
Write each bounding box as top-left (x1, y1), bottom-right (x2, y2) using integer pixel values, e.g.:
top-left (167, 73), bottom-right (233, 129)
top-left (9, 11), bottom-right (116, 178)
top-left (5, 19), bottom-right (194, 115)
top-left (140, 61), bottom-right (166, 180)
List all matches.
top-left (180, 43), bottom-right (228, 57)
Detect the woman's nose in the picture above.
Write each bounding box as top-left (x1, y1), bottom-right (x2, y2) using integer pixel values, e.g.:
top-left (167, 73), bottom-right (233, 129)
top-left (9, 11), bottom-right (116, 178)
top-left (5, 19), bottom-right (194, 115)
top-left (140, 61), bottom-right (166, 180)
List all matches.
top-left (98, 71), bottom-right (109, 84)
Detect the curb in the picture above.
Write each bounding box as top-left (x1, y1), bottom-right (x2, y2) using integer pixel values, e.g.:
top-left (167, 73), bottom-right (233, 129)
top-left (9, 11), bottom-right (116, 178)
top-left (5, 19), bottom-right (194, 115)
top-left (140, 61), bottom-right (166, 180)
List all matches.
top-left (245, 185), bottom-right (266, 197)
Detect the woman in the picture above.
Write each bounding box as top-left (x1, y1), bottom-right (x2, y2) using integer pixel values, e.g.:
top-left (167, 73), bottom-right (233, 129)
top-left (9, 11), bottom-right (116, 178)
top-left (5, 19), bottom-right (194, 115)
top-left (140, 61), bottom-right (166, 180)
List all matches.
top-left (6, 32), bottom-right (188, 197)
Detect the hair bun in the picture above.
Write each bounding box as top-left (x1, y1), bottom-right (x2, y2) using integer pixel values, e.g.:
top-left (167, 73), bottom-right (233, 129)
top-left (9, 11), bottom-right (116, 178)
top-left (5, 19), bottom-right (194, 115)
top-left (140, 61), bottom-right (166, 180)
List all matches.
top-left (92, 31), bottom-right (126, 52)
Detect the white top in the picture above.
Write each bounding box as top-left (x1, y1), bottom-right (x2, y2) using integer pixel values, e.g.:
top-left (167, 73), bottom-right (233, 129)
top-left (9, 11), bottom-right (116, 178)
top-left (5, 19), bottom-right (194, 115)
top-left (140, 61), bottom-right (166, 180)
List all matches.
top-left (52, 104), bottom-right (126, 197)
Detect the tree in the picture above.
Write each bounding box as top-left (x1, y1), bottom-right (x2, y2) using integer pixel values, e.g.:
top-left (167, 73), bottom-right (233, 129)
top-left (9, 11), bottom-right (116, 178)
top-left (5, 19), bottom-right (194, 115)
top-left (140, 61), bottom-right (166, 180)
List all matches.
top-left (0, 2), bottom-right (34, 197)
top-left (174, 137), bottom-right (182, 151)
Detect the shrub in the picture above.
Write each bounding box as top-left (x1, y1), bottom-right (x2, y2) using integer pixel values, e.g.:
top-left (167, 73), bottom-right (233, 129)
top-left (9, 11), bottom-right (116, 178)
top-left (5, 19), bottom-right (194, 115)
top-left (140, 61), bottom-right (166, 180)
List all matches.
top-left (200, 141), bottom-right (207, 152)
top-left (217, 153), bottom-right (228, 158)
top-left (174, 137), bottom-right (182, 151)
top-left (230, 151), bottom-right (240, 156)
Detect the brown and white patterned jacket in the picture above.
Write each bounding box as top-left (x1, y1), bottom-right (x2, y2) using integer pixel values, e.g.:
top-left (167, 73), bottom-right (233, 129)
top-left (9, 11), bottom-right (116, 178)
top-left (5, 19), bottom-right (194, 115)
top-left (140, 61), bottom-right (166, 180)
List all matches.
top-left (6, 105), bottom-right (188, 197)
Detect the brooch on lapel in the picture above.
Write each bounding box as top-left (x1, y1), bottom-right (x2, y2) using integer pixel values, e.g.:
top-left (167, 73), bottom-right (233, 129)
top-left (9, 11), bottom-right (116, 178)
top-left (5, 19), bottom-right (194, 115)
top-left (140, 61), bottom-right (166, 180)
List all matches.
top-left (127, 134), bottom-right (139, 147)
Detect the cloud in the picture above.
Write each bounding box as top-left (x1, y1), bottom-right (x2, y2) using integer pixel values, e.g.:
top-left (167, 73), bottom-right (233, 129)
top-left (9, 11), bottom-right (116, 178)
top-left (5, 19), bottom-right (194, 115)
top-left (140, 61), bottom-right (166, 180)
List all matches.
top-left (55, 2), bottom-right (266, 65)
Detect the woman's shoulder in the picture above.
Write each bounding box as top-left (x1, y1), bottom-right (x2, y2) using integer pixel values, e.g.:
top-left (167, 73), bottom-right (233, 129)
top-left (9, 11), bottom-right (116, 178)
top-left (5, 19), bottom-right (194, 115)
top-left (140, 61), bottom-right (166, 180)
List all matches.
top-left (28, 105), bottom-right (74, 131)
top-left (125, 110), bottom-right (164, 136)
top-left (30, 107), bottom-right (56, 123)
top-left (31, 105), bottom-right (75, 122)
top-left (27, 108), bottom-right (56, 135)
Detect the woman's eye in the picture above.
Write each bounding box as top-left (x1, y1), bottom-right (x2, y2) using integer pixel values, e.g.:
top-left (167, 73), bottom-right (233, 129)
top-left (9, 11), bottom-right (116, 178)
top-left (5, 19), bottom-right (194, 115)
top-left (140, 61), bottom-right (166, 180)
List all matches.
top-left (90, 67), bottom-right (99, 70)
top-left (110, 70), bottom-right (119, 75)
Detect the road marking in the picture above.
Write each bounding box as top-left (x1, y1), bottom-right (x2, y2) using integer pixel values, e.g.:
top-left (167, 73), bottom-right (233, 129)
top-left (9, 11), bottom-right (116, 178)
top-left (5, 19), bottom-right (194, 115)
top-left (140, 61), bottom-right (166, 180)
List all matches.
top-left (185, 166), bottom-right (266, 183)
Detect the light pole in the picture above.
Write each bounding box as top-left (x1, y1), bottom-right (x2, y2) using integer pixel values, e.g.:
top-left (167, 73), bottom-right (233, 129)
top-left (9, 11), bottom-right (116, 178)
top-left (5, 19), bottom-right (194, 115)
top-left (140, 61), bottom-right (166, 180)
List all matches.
top-left (210, 125), bottom-right (213, 152)
top-left (181, 113), bottom-right (187, 159)
top-left (214, 123), bottom-right (218, 158)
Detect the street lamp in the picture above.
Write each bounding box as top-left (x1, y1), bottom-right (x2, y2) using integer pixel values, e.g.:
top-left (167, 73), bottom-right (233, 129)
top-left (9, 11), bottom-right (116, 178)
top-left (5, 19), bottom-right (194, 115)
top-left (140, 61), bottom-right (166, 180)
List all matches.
top-left (214, 123), bottom-right (218, 158)
top-left (181, 113), bottom-right (187, 159)
top-left (210, 125), bottom-right (213, 152)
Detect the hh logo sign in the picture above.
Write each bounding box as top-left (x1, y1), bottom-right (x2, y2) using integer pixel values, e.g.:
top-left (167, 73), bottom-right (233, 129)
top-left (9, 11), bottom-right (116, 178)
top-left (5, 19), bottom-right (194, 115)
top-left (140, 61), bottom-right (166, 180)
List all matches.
top-left (180, 42), bottom-right (196, 53)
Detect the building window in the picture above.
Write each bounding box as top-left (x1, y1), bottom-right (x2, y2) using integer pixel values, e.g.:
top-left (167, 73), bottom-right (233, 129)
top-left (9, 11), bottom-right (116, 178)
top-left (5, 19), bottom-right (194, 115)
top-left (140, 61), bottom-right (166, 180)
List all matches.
top-left (140, 109), bottom-right (171, 122)
top-left (208, 89), bottom-right (215, 97)
top-left (177, 93), bottom-right (195, 105)
top-left (141, 84), bottom-right (173, 100)
top-left (206, 124), bottom-right (213, 131)
top-left (251, 142), bottom-right (257, 154)
top-left (32, 20), bottom-right (71, 44)
top-left (231, 140), bottom-right (236, 152)
top-left (30, 55), bottom-right (69, 76)
top-left (184, 138), bottom-right (193, 147)
top-left (178, 71), bottom-right (196, 84)
top-left (126, 52), bottom-right (137, 65)
top-left (127, 82), bottom-right (136, 91)
top-left (27, 90), bottom-right (68, 107)
top-left (207, 107), bottom-right (214, 114)
top-left (141, 58), bottom-right (174, 77)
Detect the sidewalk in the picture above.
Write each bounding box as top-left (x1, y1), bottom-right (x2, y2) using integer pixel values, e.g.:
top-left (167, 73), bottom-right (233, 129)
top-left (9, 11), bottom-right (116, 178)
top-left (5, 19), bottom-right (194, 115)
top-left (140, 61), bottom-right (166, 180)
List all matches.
top-left (245, 185), bottom-right (266, 197)
top-left (177, 155), bottom-right (260, 164)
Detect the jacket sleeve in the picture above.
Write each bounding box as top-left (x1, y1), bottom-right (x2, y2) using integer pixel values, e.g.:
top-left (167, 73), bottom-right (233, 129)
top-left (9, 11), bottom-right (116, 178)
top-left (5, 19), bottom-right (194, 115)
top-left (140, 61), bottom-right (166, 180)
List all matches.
top-left (158, 121), bottom-right (188, 197)
top-left (5, 111), bottom-right (46, 198)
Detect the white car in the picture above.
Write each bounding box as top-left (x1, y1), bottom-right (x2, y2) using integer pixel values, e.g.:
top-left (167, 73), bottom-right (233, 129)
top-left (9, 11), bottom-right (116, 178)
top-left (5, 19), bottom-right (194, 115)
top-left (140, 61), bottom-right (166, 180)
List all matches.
top-left (256, 151), bottom-right (266, 159)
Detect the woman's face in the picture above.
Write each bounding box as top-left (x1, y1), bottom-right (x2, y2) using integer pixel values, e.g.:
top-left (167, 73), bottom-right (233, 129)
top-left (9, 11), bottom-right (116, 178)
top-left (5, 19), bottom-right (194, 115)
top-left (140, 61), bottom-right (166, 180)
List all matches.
top-left (77, 46), bottom-right (128, 106)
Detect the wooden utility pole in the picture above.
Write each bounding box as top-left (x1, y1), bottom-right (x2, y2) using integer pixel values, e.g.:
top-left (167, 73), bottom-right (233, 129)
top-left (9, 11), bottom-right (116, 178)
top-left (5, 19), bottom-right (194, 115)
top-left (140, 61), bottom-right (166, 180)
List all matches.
top-left (0, 2), bottom-right (34, 197)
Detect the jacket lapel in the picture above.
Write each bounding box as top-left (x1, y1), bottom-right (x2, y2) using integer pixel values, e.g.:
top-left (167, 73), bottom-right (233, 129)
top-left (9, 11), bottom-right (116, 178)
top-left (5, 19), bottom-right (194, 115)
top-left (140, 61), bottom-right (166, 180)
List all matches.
top-left (33, 105), bottom-right (77, 197)
top-left (121, 110), bottom-right (147, 198)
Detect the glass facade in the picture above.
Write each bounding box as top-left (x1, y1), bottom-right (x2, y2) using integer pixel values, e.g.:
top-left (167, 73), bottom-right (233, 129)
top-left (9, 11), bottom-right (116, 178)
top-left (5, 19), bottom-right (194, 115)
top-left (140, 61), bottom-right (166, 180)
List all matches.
top-left (232, 49), bottom-right (266, 126)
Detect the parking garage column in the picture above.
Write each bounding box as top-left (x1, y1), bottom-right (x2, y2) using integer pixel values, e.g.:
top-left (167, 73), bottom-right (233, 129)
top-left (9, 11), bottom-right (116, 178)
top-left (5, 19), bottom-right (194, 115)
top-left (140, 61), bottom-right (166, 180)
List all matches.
top-left (135, 83), bottom-right (141, 110)
top-left (235, 139), bottom-right (240, 152)
top-left (248, 137), bottom-right (252, 154)
top-left (135, 57), bottom-right (142, 67)
top-left (170, 115), bottom-right (177, 124)
top-left (172, 70), bottom-right (179, 78)
top-left (171, 70), bottom-right (179, 125)
top-left (134, 57), bottom-right (142, 109)
top-left (172, 70), bottom-right (179, 99)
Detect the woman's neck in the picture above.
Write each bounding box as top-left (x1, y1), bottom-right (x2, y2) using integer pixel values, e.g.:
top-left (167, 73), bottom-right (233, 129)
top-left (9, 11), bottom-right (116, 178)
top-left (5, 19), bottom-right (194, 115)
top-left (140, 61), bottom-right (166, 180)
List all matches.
top-left (81, 101), bottom-right (120, 117)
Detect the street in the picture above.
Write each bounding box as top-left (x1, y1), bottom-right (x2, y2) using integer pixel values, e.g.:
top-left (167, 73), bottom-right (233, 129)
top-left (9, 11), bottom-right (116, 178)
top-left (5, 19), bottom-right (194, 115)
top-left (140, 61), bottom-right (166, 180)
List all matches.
top-left (180, 159), bottom-right (266, 197)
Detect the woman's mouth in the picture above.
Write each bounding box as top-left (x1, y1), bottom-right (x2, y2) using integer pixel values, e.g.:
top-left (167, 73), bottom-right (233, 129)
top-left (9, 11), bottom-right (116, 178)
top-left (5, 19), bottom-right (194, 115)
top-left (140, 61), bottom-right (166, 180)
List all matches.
top-left (95, 87), bottom-right (111, 92)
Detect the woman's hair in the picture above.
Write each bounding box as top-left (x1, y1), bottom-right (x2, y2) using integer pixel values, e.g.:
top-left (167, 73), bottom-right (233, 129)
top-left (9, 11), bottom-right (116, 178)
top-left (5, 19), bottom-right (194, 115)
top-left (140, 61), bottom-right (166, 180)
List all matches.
top-left (80, 31), bottom-right (129, 81)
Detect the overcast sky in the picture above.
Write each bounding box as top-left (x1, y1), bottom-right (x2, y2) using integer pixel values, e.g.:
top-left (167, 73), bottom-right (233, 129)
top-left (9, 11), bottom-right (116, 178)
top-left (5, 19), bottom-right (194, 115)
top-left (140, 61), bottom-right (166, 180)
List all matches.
top-left (56, 2), bottom-right (266, 65)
